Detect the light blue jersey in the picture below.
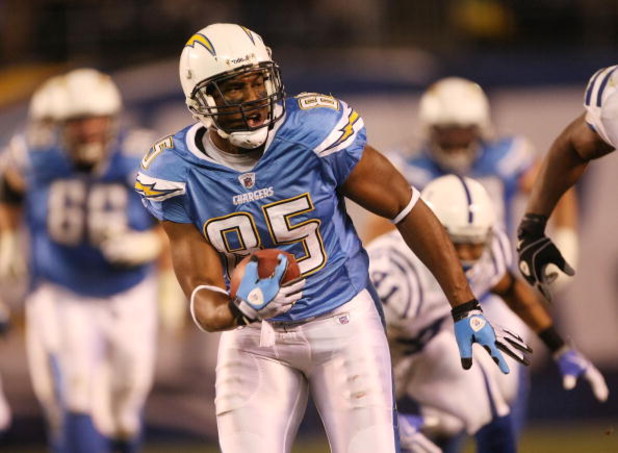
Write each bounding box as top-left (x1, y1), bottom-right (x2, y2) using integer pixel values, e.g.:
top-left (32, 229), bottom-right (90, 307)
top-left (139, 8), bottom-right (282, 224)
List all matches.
top-left (397, 137), bottom-right (535, 234)
top-left (16, 130), bottom-right (156, 297)
top-left (137, 93), bottom-right (369, 321)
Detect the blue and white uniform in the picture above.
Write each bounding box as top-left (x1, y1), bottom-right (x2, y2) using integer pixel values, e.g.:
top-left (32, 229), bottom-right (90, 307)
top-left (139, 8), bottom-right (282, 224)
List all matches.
top-left (583, 65), bottom-right (618, 147)
top-left (137, 93), bottom-right (399, 453)
top-left (394, 137), bottom-right (535, 234)
top-left (5, 128), bottom-right (159, 447)
top-left (367, 228), bottom-right (515, 436)
top-left (20, 131), bottom-right (155, 296)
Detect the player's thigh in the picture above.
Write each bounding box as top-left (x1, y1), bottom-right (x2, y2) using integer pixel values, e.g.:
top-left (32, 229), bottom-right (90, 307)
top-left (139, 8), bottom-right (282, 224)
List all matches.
top-left (404, 330), bottom-right (509, 435)
top-left (215, 328), bottom-right (309, 453)
top-left (55, 289), bottom-right (104, 411)
top-left (24, 287), bottom-right (62, 406)
top-left (307, 290), bottom-right (397, 453)
top-left (107, 276), bottom-right (158, 390)
top-left (98, 277), bottom-right (158, 436)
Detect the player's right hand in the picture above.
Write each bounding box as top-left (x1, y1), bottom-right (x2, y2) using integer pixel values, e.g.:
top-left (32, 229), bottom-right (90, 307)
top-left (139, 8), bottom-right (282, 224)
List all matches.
top-left (517, 213), bottom-right (575, 301)
top-left (555, 346), bottom-right (609, 402)
top-left (232, 254), bottom-right (304, 322)
top-left (452, 300), bottom-right (532, 374)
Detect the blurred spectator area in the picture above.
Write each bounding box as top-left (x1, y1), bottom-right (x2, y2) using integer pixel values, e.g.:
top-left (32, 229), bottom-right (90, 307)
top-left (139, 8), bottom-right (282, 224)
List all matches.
top-left (2, 1), bottom-right (618, 112)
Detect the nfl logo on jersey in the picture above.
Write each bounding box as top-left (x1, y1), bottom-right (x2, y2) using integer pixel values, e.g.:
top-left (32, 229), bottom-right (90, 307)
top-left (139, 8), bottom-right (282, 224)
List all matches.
top-left (239, 173), bottom-right (256, 189)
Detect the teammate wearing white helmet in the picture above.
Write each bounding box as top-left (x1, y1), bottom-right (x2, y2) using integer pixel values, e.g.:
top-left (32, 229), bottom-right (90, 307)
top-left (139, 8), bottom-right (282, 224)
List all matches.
top-left (367, 175), bottom-right (607, 453)
top-left (135, 23), bottom-right (531, 453)
top-left (0, 69), bottom-right (165, 453)
top-left (518, 65), bottom-right (618, 299)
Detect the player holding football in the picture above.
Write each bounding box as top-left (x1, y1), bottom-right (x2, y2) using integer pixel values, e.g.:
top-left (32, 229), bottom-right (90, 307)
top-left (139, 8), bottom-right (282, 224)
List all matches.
top-left (136, 23), bottom-right (531, 453)
top-left (367, 175), bottom-right (607, 453)
top-left (0, 69), bottom-right (163, 453)
top-left (517, 65), bottom-right (617, 299)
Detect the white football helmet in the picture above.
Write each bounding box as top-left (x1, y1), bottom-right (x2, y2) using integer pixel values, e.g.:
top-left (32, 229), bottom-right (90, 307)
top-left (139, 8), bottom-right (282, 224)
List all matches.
top-left (55, 68), bottom-right (122, 169)
top-left (179, 23), bottom-right (285, 149)
top-left (421, 174), bottom-right (495, 245)
top-left (28, 75), bottom-right (66, 122)
top-left (27, 75), bottom-right (67, 148)
top-left (418, 77), bottom-right (492, 174)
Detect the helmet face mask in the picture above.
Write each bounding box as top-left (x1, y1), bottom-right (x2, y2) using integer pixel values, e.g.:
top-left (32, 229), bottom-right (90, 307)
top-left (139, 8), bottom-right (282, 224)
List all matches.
top-left (62, 115), bottom-right (118, 171)
top-left (188, 61), bottom-right (284, 135)
top-left (428, 124), bottom-right (482, 174)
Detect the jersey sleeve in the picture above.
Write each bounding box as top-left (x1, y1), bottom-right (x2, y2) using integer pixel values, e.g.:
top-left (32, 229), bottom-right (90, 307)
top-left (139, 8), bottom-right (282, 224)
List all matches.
top-left (135, 136), bottom-right (192, 223)
top-left (583, 65), bottom-right (618, 147)
top-left (292, 94), bottom-right (367, 185)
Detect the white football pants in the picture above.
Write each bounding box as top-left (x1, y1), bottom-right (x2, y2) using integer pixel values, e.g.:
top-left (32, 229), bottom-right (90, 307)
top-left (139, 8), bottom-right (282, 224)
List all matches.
top-left (215, 289), bottom-right (398, 453)
top-left (25, 276), bottom-right (158, 439)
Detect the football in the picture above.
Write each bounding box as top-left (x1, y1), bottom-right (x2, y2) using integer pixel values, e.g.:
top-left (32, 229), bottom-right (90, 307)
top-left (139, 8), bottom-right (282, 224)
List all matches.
top-left (229, 249), bottom-right (301, 298)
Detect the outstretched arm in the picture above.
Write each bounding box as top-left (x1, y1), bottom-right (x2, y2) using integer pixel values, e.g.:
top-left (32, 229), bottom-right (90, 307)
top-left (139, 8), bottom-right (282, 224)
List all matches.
top-left (525, 113), bottom-right (612, 218)
top-left (492, 271), bottom-right (608, 402)
top-left (517, 114), bottom-right (613, 300)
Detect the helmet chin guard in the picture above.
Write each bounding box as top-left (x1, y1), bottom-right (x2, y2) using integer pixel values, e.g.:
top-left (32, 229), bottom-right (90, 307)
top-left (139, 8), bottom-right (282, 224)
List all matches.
top-left (217, 127), bottom-right (269, 149)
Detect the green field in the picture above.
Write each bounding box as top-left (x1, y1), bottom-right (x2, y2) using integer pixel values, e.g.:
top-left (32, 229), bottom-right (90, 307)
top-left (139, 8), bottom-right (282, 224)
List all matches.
top-left (6, 422), bottom-right (616, 453)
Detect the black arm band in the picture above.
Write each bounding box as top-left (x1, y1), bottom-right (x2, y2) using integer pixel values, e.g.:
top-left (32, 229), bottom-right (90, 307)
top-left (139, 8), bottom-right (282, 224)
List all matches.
top-left (228, 300), bottom-right (252, 326)
top-left (451, 299), bottom-right (482, 321)
top-left (493, 271), bottom-right (517, 299)
top-left (538, 325), bottom-right (565, 353)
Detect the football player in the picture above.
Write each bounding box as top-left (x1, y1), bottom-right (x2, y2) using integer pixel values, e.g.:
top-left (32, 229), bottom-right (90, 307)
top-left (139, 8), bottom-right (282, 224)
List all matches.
top-left (0, 69), bottom-right (164, 453)
top-left (0, 297), bottom-right (11, 440)
top-left (517, 65), bottom-right (617, 299)
top-left (135, 23), bottom-right (531, 453)
top-left (367, 175), bottom-right (607, 453)
top-left (363, 76), bottom-right (580, 436)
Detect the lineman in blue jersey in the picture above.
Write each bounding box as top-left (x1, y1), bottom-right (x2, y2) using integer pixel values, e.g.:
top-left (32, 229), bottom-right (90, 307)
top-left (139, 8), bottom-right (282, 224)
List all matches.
top-left (136, 23), bottom-right (531, 453)
top-left (368, 176), bottom-right (607, 453)
top-left (0, 69), bottom-right (163, 453)
top-left (518, 65), bottom-right (618, 299)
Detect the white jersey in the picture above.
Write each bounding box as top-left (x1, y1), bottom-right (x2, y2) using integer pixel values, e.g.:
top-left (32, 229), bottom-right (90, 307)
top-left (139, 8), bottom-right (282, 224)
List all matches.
top-left (367, 228), bottom-right (511, 357)
top-left (584, 65), bottom-right (618, 147)
top-left (367, 229), bottom-right (515, 435)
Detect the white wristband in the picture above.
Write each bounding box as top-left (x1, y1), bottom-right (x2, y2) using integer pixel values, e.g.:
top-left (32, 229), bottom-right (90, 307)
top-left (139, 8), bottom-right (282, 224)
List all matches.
top-left (390, 189), bottom-right (420, 224)
top-left (189, 284), bottom-right (229, 332)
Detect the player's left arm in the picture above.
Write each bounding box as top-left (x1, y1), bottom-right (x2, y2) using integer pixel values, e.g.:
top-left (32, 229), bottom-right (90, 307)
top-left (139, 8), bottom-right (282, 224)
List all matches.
top-left (342, 145), bottom-right (530, 373)
top-left (492, 270), bottom-right (608, 401)
top-left (342, 145), bottom-right (476, 307)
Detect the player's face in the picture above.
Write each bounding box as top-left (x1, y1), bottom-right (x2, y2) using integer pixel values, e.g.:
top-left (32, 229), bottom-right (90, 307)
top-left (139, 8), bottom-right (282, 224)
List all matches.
top-left (429, 125), bottom-right (481, 172)
top-left (453, 242), bottom-right (485, 270)
top-left (210, 69), bottom-right (270, 131)
top-left (63, 115), bottom-right (114, 170)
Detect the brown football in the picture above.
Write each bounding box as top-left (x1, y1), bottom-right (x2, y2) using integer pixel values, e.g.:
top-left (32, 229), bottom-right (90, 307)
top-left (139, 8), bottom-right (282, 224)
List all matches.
top-left (229, 249), bottom-right (301, 298)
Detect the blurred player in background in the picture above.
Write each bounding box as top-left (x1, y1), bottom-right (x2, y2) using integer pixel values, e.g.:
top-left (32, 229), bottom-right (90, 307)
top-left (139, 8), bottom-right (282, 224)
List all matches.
top-left (368, 175), bottom-right (607, 453)
top-left (364, 76), bottom-right (581, 435)
top-left (517, 65), bottom-right (617, 299)
top-left (135, 23), bottom-right (530, 453)
top-left (0, 68), bottom-right (167, 453)
top-left (0, 297), bottom-right (11, 441)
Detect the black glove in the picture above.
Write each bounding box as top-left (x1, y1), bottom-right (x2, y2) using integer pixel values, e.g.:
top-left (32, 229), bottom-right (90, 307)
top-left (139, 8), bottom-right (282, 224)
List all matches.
top-left (517, 213), bottom-right (575, 301)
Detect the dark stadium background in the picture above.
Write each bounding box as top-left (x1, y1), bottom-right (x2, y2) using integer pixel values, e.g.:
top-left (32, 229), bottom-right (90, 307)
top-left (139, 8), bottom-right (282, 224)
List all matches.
top-left (0, 1), bottom-right (617, 451)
